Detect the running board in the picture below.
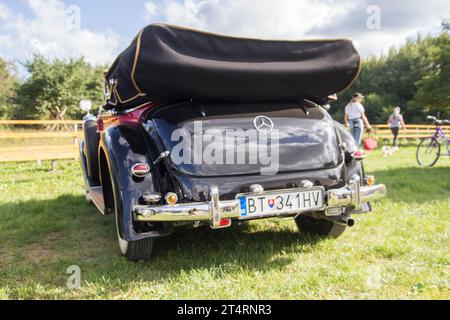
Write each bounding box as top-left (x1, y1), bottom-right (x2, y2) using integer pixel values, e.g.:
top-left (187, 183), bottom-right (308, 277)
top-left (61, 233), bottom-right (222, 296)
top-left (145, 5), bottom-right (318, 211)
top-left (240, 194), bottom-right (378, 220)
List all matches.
top-left (88, 186), bottom-right (106, 214)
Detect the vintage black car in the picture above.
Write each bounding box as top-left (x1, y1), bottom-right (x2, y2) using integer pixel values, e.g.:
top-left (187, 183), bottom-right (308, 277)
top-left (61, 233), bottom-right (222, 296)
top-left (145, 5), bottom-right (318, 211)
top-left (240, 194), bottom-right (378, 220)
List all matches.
top-left (79, 24), bottom-right (386, 261)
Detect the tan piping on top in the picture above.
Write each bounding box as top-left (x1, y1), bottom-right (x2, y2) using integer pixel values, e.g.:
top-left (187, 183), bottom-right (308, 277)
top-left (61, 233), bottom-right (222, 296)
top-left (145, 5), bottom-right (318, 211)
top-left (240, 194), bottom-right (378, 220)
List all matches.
top-left (131, 29), bottom-right (144, 95)
top-left (107, 23), bottom-right (362, 105)
top-left (113, 87), bottom-right (146, 104)
top-left (154, 23), bottom-right (353, 43)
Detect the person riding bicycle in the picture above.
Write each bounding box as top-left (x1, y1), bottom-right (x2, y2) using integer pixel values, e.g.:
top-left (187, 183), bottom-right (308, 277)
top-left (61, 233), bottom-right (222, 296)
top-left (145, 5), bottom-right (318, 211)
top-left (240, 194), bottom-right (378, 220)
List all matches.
top-left (344, 93), bottom-right (372, 147)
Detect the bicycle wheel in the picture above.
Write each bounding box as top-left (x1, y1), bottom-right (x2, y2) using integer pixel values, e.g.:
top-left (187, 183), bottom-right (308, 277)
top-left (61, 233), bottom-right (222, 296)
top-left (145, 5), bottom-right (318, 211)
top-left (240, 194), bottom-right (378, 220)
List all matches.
top-left (417, 138), bottom-right (440, 167)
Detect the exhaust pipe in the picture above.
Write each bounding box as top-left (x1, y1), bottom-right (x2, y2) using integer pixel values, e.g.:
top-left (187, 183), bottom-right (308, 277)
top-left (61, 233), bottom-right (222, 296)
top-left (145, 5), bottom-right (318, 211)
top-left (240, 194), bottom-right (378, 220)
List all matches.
top-left (323, 215), bottom-right (355, 227)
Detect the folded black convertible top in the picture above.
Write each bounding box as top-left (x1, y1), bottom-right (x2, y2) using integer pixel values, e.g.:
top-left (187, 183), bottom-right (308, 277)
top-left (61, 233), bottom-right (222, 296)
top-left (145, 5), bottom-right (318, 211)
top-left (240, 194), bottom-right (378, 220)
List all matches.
top-left (105, 24), bottom-right (361, 110)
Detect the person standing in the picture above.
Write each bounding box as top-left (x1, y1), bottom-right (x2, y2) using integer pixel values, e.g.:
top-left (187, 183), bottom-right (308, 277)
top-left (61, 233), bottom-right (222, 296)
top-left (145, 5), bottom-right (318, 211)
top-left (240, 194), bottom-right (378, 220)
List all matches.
top-left (344, 93), bottom-right (372, 147)
top-left (387, 107), bottom-right (406, 147)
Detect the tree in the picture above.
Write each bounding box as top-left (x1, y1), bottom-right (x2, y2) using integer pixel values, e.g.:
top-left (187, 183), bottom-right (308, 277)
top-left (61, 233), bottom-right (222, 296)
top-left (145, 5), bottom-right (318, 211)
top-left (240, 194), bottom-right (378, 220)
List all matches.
top-left (13, 55), bottom-right (106, 120)
top-left (330, 32), bottom-right (445, 123)
top-left (0, 58), bottom-right (18, 119)
top-left (415, 32), bottom-right (450, 118)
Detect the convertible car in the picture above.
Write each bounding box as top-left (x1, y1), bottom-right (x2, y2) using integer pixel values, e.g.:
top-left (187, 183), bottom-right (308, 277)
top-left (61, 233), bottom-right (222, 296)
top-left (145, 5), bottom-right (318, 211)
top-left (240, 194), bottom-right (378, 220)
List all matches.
top-left (79, 24), bottom-right (386, 261)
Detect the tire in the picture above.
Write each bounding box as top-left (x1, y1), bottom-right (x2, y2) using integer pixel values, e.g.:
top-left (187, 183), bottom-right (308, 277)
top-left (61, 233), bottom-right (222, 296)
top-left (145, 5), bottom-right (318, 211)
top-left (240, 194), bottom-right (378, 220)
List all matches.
top-left (106, 157), bottom-right (154, 262)
top-left (295, 215), bottom-right (346, 239)
top-left (117, 235), bottom-right (154, 262)
top-left (417, 138), bottom-right (440, 167)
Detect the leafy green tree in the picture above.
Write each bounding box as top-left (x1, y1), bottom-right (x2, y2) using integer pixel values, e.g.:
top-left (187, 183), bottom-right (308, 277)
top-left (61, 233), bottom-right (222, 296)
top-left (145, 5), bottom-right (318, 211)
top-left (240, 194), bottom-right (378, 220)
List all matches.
top-left (330, 32), bottom-right (446, 124)
top-left (13, 55), bottom-right (106, 120)
top-left (415, 32), bottom-right (450, 118)
top-left (0, 58), bottom-right (18, 119)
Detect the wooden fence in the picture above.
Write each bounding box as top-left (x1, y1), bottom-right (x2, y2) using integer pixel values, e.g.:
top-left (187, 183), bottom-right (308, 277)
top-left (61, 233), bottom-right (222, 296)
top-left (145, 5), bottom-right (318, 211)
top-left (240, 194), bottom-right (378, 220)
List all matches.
top-left (370, 124), bottom-right (450, 142)
top-left (0, 120), bottom-right (449, 164)
top-left (0, 120), bottom-right (82, 165)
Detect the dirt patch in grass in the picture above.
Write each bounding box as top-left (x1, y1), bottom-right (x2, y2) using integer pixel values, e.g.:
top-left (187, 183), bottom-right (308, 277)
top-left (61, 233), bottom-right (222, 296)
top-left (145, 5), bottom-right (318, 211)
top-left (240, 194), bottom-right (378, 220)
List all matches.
top-left (20, 232), bottom-right (64, 264)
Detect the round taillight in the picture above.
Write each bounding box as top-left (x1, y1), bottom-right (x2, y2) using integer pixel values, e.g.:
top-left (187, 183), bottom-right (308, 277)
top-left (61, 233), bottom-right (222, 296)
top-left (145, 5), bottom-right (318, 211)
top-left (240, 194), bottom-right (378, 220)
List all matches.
top-left (165, 192), bottom-right (178, 205)
top-left (131, 163), bottom-right (150, 178)
top-left (352, 150), bottom-right (366, 161)
top-left (366, 175), bottom-right (376, 186)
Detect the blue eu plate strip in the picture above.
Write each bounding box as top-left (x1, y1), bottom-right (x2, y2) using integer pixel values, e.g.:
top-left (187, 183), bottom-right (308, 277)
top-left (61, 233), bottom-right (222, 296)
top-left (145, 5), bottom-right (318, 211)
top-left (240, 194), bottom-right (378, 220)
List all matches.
top-left (239, 197), bottom-right (247, 217)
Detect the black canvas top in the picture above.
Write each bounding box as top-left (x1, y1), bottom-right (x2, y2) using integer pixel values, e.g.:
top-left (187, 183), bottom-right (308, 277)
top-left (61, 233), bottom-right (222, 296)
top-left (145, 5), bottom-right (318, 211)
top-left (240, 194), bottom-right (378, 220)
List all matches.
top-left (105, 24), bottom-right (361, 110)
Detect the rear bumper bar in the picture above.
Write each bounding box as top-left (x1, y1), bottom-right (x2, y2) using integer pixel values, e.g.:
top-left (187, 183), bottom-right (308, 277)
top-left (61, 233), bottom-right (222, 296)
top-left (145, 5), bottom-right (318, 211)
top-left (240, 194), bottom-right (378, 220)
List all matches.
top-left (133, 175), bottom-right (386, 228)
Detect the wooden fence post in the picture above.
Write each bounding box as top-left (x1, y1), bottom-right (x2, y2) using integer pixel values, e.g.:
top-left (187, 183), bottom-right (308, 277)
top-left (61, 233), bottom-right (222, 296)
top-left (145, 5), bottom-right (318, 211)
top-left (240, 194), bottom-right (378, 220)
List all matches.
top-left (51, 160), bottom-right (57, 172)
top-left (73, 123), bottom-right (79, 146)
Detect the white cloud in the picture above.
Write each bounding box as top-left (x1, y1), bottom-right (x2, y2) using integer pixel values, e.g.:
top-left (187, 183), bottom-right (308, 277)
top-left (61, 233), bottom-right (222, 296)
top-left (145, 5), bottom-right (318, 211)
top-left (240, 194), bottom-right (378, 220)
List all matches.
top-left (143, 1), bottom-right (158, 21)
top-left (0, 0), bottom-right (120, 65)
top-left (143, 0), bottom-right (358, 39)
top-left (143, 0), bottom-right (450, 56)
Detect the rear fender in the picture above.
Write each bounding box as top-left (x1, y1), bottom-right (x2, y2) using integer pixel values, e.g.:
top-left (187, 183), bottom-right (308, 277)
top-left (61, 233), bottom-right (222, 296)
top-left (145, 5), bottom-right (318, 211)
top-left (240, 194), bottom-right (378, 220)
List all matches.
top-left (100, 125), bottom-right (168, 241)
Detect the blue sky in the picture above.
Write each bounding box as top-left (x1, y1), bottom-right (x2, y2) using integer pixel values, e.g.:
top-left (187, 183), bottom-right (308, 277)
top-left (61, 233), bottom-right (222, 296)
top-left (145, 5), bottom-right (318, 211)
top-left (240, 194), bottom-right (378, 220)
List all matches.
top-left (0, 0), bottom-right (449, 71)
top-left (0, 0), bottom-right (148, 39)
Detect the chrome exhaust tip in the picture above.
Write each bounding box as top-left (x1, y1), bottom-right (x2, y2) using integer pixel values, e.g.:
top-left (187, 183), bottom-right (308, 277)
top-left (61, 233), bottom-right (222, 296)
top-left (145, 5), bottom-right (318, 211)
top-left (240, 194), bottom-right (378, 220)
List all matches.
top-left (323, 215), bottom-right (355, 227)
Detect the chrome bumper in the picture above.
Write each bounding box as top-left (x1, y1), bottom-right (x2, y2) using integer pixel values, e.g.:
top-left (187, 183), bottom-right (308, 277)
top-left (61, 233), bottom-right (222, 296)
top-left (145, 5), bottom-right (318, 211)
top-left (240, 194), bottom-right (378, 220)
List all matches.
top-left (133, 175), bottom-right (386, 229)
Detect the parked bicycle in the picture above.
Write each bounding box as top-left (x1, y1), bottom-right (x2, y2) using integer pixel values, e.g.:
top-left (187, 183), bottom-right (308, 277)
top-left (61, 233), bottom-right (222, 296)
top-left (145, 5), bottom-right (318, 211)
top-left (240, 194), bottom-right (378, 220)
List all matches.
top-left (416, 116), bottom-right (450, 167)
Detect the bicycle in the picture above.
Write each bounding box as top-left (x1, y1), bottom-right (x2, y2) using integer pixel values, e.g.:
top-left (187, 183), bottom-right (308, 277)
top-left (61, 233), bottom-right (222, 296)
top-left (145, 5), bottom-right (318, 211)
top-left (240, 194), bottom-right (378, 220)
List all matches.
top-left (416, 116), bottom-right (450, 167)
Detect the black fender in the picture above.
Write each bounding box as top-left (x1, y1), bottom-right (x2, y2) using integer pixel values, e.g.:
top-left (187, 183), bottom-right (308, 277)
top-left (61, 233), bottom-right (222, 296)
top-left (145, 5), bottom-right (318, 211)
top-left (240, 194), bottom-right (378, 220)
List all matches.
top-left (83, 119), bottom-right (100, 184)
top-left (99, 124), bottom-right (169, 241)
top-left (333, 120), bottom-right (365, 177)
top-left (334, 120), bottom-right (358, 154)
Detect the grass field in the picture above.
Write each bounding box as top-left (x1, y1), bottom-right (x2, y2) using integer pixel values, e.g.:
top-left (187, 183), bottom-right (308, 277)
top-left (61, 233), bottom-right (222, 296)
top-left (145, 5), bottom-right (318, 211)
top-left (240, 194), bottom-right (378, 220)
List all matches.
top-left (0, 146), bottom-right (449, 299)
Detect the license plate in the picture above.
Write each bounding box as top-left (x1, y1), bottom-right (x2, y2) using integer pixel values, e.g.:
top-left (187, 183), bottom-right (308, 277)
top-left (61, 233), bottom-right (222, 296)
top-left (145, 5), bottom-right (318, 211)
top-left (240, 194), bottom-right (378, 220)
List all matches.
top-left (239, 189), bottom-right (324, 217)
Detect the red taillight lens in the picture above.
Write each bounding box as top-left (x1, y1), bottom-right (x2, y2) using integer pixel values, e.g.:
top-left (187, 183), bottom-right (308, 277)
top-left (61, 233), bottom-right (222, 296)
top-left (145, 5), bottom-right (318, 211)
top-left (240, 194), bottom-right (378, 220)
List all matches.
top-left (219, 218), bottom-right (232, 227)
top-left (97, 119), bottom-right (104, 131)
top-left (352, 150), bottom-right (366, 161)
top-left (131, 163), bottom-right (150, 178)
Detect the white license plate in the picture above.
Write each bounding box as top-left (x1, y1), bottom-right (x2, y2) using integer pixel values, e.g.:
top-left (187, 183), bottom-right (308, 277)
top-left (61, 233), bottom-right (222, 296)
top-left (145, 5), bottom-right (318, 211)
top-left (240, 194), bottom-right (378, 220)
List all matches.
top-left (239, 189), bottom-right (324, 217)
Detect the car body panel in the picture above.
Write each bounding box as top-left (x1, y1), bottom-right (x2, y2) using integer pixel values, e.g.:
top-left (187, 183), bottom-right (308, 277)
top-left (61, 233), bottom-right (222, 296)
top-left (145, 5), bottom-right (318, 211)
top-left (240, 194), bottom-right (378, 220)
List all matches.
top-left (151, 101), bottom-right (343, 177)
top-left (80, 101), bottom-right (383, 241)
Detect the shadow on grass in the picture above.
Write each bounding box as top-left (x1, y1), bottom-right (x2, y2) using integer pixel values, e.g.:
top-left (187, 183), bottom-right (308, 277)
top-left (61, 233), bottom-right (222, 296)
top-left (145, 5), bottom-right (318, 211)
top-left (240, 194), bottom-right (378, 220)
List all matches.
top-left (2, 165), bottom-right (449, 291)
top-left (370, 166), bottom-right (450, 203)
top-left (0, 194), bottom-right (324, 284)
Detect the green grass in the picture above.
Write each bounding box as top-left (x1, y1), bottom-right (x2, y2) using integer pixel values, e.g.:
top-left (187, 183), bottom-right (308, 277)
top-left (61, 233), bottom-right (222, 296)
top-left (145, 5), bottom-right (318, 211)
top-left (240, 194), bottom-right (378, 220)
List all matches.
top-left (0, 146), bottom-right (449, 299)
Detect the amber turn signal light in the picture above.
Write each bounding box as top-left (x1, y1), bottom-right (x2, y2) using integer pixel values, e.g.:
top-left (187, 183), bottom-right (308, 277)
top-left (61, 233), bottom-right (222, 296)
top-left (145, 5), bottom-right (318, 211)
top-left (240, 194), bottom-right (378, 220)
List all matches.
top-left (165, 193), bottom-right (178, 205)
top-left (366, 175), bottom-right (376, 186)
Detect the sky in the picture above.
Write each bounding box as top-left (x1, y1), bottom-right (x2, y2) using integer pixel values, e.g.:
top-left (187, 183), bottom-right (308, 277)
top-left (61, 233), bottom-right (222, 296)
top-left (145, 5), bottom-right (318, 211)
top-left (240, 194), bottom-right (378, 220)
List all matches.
top-left (0, 0), bottom-right (449, 71)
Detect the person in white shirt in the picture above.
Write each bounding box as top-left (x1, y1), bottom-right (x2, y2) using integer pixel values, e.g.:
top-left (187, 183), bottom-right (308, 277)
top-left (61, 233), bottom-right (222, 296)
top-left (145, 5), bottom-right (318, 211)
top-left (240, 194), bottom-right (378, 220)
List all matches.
top-left (387, 106), bottom-right (406, 148)
top-left (344, 93), bottom-right (372, 147)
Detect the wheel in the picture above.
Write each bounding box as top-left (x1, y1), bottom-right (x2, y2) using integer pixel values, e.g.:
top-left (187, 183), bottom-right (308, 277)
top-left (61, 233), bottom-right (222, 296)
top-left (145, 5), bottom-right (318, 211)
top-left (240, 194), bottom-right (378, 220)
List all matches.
top-left (117, 235), bottom-right (154, 262)
top-left (295, 215), bottom-right (346, 238)
top-left (106, 159), bottom-right (154, 262)
top-left (417, 138), bottom-right (440, 167)
top-left (113, 191), bottom-right (154, 261)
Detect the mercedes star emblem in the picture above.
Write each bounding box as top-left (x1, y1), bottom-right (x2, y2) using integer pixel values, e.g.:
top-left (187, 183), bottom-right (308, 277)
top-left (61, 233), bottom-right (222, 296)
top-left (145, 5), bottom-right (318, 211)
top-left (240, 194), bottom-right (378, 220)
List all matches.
top-left (253, 116), bottom-right (274, 133)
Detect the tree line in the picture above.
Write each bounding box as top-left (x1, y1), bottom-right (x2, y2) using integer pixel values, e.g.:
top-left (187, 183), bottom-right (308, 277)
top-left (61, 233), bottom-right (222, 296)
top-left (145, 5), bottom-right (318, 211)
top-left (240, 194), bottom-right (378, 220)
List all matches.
top-left (331, 23), bottom-right (450, 123)
top-left (0, 24), bottom-right (449, 122)
top-left (0, 56), bottom-right (106, 121)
